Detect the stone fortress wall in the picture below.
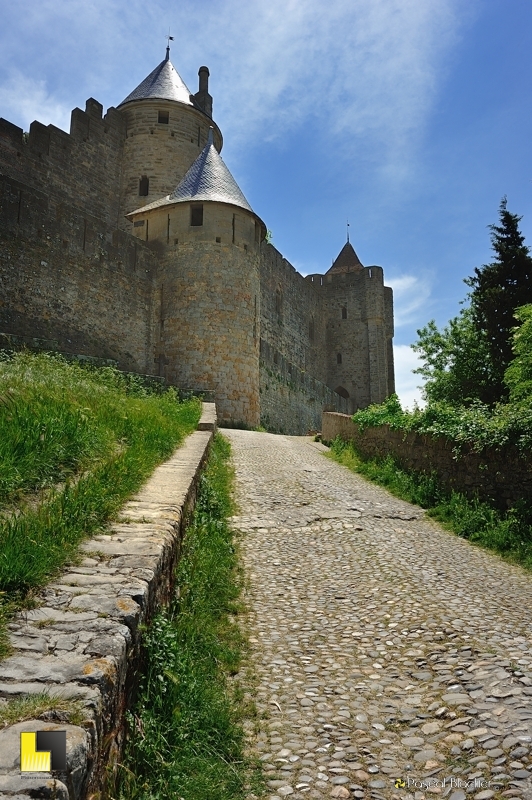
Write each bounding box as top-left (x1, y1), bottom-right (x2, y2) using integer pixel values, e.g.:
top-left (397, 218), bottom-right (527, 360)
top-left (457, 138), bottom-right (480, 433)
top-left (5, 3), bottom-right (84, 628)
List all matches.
top-left (0, 52), bottom-right (394, 434)
top-left (0, 172), bottom-right (157, 374)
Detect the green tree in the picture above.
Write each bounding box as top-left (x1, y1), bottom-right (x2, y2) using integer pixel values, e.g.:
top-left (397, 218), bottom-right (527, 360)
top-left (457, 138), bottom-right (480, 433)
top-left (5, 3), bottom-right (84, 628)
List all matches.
top-left (466, 197), bottom-right (532, 403)
top-left (412, 306), bottom-right (493, 405)
top-left (504, 304), bottom-right (532, 403)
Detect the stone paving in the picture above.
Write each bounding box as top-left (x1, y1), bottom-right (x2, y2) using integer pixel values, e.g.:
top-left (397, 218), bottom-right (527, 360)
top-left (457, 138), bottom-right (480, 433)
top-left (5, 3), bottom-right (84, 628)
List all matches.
top-left (224, 430), bottom-right (532, 800)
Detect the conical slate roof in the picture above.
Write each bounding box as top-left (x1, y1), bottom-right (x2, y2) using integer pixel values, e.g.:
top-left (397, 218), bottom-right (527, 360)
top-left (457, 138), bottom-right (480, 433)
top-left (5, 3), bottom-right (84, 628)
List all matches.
top-left (129, 130), bottom-right (254, 216)
top-left (327, 241), bottom-right (363, 274)
top-left (118, 51), bottom-right (193, 107)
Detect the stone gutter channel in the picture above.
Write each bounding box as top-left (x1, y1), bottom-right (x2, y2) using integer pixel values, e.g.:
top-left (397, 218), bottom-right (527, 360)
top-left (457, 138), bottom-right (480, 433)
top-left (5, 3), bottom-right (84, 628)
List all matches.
top-left (0, 402), bottom-right (217, 799)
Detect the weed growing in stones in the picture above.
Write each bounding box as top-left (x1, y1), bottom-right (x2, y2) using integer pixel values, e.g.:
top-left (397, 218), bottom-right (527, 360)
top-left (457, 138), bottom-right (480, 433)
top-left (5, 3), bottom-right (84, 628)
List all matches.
top-left (327, 436), bottom-right (532, 569)
top-left (113, 434), bottom-right (262, 800)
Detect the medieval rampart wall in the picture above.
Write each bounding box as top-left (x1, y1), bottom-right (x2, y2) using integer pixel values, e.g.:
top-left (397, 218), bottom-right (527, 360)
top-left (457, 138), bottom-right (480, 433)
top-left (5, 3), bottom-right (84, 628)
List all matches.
top-left (0, 99), bottom-right (125, 228)
top-left (0, 174), bottom-right (156, 373)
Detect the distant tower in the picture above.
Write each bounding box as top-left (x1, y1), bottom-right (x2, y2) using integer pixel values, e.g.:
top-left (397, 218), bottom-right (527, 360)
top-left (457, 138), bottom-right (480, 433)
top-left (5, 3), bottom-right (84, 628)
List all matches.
top-left (117, 47), bottom-right (223, 228)
top-left (323, 239), bottom-right (394, 411)
top-left (127, 130), bottom-right (265, 427)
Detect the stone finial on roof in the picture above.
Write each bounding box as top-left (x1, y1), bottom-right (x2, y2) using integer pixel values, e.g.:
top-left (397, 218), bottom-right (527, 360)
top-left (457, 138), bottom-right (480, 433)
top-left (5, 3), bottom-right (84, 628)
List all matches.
top-left (327, 241), bottom-right (364, 274)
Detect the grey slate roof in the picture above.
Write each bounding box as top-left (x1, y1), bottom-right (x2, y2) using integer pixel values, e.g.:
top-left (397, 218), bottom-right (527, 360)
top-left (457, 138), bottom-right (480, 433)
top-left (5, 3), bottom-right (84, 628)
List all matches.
top-left (118, 54), bottom-right (193, 107)
top-left (128, 130), bottom-right (254, 216)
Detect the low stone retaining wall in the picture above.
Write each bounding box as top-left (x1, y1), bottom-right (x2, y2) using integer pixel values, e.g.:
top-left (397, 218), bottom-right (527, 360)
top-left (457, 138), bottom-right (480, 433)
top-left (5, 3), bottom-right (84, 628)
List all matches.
top-left (0, 403), bottom-right (217, 799)
top-left (322, 411), bottom-right (532, 508)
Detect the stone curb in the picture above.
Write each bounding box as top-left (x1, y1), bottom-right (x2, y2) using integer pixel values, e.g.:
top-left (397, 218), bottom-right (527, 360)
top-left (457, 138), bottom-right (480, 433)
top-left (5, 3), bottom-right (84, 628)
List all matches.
top-left (0, 403), bottom-right (217, 799)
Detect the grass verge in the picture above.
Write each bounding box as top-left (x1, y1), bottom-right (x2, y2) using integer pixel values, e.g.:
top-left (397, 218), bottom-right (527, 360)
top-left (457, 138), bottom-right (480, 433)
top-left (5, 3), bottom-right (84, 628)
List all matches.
top-left (112, 433), bottom-right (262, 800)
top-left (0, 352), bottom-right (200, 658)
top-left (327, 436), bottom-right (532, 570)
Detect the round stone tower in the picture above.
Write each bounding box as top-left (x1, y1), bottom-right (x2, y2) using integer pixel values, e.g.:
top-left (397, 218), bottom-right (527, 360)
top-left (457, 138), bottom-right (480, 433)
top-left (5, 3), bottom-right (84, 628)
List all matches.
top-left (117, 46), bottom-right (223, 228)
top-left (127, 130), bottom-right (265, 427)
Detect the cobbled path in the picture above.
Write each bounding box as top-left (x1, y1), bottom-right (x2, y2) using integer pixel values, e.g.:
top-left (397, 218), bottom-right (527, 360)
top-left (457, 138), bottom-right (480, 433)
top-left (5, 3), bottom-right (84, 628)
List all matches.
top-left (224, 430), bottom-right (532, 800)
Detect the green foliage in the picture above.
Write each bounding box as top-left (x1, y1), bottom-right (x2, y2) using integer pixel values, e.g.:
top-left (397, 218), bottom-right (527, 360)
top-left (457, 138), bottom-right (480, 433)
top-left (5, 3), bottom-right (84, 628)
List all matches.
top-left (328, 438), bottom-right (532, 569)
top-left (466, 197), bottom-right (532, 403)
top-left (0, 352), bottom-right (200, 632)
top-left (412, 199), bottom-right (532, 407)
top-left (504, 304), bottom-right (532, 402)
top-left (412, 308), bottom-right (494, 406)
top-left (352, 392), bottom-right (532, 454)
top-left (114, 435), bottom-right (261, 800)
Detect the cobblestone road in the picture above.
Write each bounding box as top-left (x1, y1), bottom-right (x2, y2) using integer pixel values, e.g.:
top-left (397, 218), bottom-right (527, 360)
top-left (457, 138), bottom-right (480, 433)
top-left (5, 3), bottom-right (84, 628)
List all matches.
top-left (224, 430), bottom-right (532, 800)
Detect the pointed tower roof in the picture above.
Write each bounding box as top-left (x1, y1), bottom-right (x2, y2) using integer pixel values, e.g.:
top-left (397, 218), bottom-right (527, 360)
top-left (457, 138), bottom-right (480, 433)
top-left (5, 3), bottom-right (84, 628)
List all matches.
top-left (327, 241), bottom-right (364, 274)
top-left (128, 130), bottom-right (255, 216)
top-left (118, 50), bottom-right (194, 107)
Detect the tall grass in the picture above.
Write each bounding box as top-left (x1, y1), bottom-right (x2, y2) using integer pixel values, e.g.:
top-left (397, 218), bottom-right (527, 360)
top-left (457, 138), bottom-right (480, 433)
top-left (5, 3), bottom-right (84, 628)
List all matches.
top-left (114, 434), bottom-right (261, 800)
top-left (0, 352), bottom-right (200, 651)
top-left (328, 436), bottom-right (532, 570)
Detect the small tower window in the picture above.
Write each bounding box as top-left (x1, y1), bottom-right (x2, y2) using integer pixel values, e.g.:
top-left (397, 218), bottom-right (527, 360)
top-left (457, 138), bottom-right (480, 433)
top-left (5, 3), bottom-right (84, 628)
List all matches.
top-left (337, 353), bottom-right (342, 365)
top-left (158, 110), bottom-right (169, 124)
top-left (139, 176), bottom-right (149, 196)
top-left (190, 204), bottom-right (203, 226)
top-left (342, 306), bottom-right (347, 319)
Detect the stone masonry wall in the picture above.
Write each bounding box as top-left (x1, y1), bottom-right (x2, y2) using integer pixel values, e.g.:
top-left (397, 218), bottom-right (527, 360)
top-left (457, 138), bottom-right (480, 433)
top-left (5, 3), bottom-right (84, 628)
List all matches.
top-left (307, 267), bottom-right (394, 411)
top-left (142, 201), bottom-right (261, 427)
top-left (0, 174), bottom-right (157, 374)
top-left (0, 99), bottom-right (125, 230)
top-left (260, 357), bottom-right (348, 434)
top-left (260, 243), bottom-right (327, 382)
top-left (322, 412), bottom-right (532, 508)
top-left (118, 100), bottom-right (223, 227)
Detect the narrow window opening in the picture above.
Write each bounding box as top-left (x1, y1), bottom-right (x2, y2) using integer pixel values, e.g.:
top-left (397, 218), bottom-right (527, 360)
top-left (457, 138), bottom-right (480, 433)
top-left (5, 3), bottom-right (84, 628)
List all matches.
top-left (145, 219), bottom-right (149, 241)
top-left (336, 352), bottom-right (342, 364)
top-left (190, 204), bottom-right (203, 227)
top-left (139, 175), bottom-right (149, 196)
top-left (342, 306), bottom-right (347, 319)
top-left (158, 110), bottom-right (169, 124)
top-left (232, 214), bottom-right (236, 243)
top-left (275, 288), bottom-right (282, 318)
top-left (167, 215), bottom-right (170, 244)
top-left (216, 236), bottom-right (221, 243)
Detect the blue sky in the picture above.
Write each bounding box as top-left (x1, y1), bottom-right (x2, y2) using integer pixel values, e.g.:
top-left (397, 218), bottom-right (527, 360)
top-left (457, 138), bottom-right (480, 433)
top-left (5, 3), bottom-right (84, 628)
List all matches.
top-left (1, 0), bottom-right (531, 407)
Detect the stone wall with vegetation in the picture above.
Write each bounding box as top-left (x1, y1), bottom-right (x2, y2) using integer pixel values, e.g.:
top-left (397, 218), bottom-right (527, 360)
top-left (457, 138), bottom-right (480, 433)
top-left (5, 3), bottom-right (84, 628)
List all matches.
top-left (322, 411), bottom-right (532, 508)
top-left (0, 404), bottom-right (216, 799)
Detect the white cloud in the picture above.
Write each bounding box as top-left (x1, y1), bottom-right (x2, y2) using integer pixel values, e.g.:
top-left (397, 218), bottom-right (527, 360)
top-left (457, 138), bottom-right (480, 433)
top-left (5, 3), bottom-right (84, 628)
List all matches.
top-left (178, 0), bottom-right (466, 172)
top-left (0, 72), bottom-right (71, 132)
top-left (393, 343), bottom-right (425, 409)
top-left (387, 272), bottom-right (433, 327)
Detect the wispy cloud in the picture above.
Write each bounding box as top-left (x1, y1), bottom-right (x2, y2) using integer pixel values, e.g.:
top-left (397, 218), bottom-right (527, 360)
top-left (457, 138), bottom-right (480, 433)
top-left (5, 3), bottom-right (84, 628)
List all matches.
top-left (0, 72), bottom-right (71, 132)
top-left (393, 343), bottom-right (425, 409)
top-left (178, 0), bottom-right (466, 171)
top-left (386, 272), bottom-right (433, 328)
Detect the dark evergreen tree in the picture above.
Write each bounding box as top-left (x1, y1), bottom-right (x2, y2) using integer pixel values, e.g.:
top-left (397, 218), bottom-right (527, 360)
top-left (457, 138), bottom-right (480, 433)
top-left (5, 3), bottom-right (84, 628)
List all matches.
top-left (465, 197), bottom-right (532, 404)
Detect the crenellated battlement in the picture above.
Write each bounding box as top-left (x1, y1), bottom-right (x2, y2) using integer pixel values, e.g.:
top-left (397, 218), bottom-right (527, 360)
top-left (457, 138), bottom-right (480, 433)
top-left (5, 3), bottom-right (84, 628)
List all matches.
top-left (305, 265), bottom-right (384, 287)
